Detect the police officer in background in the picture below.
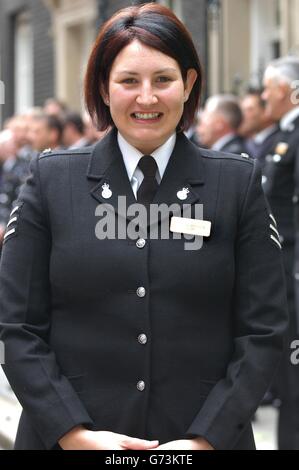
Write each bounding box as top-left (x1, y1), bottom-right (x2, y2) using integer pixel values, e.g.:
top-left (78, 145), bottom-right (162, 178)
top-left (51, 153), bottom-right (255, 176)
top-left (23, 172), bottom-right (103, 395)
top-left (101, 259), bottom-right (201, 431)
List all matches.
top-left (0, 130), bottom-right (29, 251)
top-left (262, 56), bottom-right (299, 450)
top-left (196, 94), bottom-right (246, 155)
top-left (28, 113), bottom-right (64, 154)
top-left (239, 89), bottom-right (279, 168)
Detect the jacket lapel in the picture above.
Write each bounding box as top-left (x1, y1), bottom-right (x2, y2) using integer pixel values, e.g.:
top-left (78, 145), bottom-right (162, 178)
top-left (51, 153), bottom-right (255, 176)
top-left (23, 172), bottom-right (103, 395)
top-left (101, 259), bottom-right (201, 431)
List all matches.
top-left (87, 128), bottom-right (136, 220)
top-left (87, 129), bottom-right (206, 228)
top-left (150, 132), bottom-right (205, 228)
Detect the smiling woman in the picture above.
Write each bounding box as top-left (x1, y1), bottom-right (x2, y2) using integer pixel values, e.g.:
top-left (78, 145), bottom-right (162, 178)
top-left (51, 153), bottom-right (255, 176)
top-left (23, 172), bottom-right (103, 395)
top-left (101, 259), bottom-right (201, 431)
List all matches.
top-left (105, 40), bottom-right (197, 154)
top-left (84, 3), bottom-right (201, 138)
top-left (0, 2), bottom-right (288, 452)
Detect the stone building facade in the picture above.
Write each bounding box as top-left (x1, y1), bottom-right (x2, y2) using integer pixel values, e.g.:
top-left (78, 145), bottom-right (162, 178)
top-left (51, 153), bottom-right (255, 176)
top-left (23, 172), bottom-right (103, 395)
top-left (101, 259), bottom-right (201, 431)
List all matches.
top-left (0, 0), bottom-right (207, 127)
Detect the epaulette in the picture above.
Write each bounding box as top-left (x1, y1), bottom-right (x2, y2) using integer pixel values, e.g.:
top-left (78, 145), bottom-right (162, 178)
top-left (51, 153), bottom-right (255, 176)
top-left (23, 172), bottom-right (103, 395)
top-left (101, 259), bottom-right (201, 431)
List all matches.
top-left (39, 146), bottom-right (94, 159)
top-left (198, 147), bottom-right (254, 164)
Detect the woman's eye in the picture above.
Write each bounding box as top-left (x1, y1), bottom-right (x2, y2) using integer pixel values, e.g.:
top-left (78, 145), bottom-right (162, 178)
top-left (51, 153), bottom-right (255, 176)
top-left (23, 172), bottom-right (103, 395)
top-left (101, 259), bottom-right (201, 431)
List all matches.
top-left (156, 76), bottom-right (171, 83)
top-left (122, 78), bottom-right (137, 84)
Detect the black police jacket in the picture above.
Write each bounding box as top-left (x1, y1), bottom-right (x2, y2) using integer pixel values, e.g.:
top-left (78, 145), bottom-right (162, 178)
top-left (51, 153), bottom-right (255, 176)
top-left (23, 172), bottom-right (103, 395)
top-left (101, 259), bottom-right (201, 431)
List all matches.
top-left (0, 129), bottom-right (288, 449)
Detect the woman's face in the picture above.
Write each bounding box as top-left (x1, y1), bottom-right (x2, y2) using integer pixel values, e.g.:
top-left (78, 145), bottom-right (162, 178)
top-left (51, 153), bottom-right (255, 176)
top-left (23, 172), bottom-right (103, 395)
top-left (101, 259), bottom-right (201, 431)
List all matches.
top-left (106, 40), bottom-right (197, 154)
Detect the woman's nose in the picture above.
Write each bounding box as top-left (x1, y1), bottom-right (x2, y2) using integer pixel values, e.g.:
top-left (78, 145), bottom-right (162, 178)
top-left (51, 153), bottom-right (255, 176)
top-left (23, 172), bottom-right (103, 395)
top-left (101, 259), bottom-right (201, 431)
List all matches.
top-left (136, 84), bottom-right (158, 106)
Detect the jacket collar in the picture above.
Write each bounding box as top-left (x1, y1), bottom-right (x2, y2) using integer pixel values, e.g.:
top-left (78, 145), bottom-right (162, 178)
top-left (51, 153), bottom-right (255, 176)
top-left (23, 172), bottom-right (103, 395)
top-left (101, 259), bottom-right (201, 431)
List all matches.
top-left (280, 107), bottom-right (299, 132)
top-left (87, 127), bottom-right (206, 227)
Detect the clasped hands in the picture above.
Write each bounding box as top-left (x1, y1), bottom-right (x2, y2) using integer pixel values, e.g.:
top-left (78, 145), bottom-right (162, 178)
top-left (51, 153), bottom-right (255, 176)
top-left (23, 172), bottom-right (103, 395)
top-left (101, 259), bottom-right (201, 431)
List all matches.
top-left (58, 426), bottom-right (214, 450)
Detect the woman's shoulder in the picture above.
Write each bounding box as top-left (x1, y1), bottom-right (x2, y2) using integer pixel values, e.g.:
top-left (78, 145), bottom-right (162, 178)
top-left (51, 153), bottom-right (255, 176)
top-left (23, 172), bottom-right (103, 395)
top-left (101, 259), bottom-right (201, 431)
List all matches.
top-left (35, 145), bottom-right (95, 175)
top-left (198, 146), bottom-right (254, 166)
top-left (197, 146), bottom-right (257, 183)
top-left (193, 145), bottom-right (260, 200)
top-left (38, 146), bottom-right (94, 162)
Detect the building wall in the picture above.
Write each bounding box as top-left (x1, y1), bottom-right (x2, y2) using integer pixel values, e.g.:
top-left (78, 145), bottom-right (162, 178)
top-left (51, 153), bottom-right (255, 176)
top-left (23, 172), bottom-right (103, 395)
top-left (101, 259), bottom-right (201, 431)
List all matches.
top-left (280, 0), bottom-right (299, 55)
top-left (0, 0), bottom-right (207, 127)
top-left (104, 0), bottom-right (208, 95)
top-left (207, 0), bottom-right (299, 95)
top-left (47, 0), bottom-right (98, 112)
top-left (0, 0), bottom-right (54, 125)
top-left (32, 1), bottom-right (54, 107)
top-left (222, 0), bottom-right (250, 93)
top-left (180, 0), bottom-right (207, 95)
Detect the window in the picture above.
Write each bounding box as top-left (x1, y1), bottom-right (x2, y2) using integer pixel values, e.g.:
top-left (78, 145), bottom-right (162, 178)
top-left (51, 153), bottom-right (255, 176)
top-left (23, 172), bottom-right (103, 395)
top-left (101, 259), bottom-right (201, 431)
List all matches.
top-left (14, 11), bottom-right (33, 114)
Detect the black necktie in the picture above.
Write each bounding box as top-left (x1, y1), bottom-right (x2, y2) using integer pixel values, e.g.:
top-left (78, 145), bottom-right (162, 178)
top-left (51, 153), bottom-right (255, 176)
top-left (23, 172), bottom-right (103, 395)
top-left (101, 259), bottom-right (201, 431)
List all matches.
top-left (137, 155), bottom-right (159, 206)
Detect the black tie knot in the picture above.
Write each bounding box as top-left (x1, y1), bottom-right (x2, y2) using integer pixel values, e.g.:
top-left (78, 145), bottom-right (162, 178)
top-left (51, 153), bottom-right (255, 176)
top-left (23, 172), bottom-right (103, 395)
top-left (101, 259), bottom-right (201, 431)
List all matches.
top-left (138, 155), bottom-right (158, 178)
top-left (137, 155), bottom-right (159, 206)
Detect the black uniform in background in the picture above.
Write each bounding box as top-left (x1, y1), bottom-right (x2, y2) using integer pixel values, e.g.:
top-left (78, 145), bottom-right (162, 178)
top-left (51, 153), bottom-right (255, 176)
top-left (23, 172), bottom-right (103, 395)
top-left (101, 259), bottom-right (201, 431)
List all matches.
top-left (0, 157), bottom-right (30, 255)
top-left (262, 113), bottom-right (299, 449)
top-left (245, 125), bottom-right (280, 168)
top-left (218, 135), bottom-right (246, 155)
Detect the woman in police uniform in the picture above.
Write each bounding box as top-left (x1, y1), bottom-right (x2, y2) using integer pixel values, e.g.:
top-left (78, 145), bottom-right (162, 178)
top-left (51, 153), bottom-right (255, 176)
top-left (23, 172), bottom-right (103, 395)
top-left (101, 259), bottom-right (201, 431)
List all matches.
top-left (0, 3), bottom-right (288, 450)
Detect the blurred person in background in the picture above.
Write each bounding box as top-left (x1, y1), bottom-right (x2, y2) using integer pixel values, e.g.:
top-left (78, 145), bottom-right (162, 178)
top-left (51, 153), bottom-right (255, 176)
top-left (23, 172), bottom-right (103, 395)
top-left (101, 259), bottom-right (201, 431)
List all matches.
top-left (184, 110), bottom-right (201, 146)
top-left (44, 98), bottom-right (68, 120)
top-left (5, 116), bottom-right (28, 150)
top-left (196, 94), bottom-right (246, 155)
top-left (22, 108), bottom-right (44, 160)
top-left (239, 89), bottom-right (279, 167)
top-left (262, 56), bottom-right (299, 450)
top-left (0, 130), bottom-right (29, 252)
top-left (83, 113), bottom-right (111, 145)
top-left (62, 112), bottom-right (89, 149)
top-left (28, 113), bottom-right (64, 153)
top-left (5, 114), bottom-right (35, 162)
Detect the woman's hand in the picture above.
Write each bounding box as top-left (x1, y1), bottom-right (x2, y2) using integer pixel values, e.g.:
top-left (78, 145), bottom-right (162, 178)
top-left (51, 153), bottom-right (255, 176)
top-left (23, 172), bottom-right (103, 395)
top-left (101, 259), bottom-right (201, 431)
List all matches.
top-left (156, 437), bottom-right (214, 450)
top-left (58, 425), bottom-right (159, 450)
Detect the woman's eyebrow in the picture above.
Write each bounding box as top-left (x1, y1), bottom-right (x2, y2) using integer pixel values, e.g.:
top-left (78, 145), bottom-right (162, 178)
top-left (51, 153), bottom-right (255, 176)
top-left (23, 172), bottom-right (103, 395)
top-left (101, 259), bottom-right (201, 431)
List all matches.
top-left (115, 68), bottom-right (178, 75)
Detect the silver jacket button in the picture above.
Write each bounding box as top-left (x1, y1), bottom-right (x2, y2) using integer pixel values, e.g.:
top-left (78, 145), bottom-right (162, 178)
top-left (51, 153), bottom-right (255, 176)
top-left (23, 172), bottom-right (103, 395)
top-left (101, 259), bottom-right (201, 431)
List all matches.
top-left (138, 334), bottom-right (147, 345)
top-left (136, 238), bottom-right (146, 249)
top-left (273, 154), bottom-right (281, 163)
top-left (137, 287), bottom-right (146, 297)
top-left (137, 380), bottom-right (145, 392)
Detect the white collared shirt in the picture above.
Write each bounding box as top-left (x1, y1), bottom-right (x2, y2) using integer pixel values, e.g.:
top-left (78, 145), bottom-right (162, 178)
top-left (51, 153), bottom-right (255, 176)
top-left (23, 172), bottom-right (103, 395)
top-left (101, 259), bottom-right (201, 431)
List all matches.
top-left (2, 156), bottom-right (17, 173)
top-left (117, 132), bottom-right (176, 198)
top-left (253, 125), bottom-right (277, 145)
top-left (211, 133), bottom-right (236, 151)
top-left (280, 107), bottom-right (299, 132)
top-left (68, 137), bottom-right (89, 150)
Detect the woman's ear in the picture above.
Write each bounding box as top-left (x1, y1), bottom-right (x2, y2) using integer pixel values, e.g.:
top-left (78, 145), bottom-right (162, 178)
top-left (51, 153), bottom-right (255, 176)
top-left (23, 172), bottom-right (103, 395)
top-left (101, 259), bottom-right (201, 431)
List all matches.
top-left (100, 85), bottom-right (110, 106)
top-left (184, 69), bottom-right (198, 102)
top-left (103, 95), bottom-right (110, 106)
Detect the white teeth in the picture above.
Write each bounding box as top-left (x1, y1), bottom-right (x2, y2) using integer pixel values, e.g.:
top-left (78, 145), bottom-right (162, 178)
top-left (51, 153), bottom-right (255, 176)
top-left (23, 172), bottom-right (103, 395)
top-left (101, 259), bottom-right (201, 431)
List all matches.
top-left (134, 113), bottom-right (160, 119)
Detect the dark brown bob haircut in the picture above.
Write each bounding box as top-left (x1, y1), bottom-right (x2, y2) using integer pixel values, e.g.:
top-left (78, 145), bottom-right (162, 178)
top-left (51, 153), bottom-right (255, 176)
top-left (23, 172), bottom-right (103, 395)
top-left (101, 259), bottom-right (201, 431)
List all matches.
top-left (84, 2), bottom-right (202, 132)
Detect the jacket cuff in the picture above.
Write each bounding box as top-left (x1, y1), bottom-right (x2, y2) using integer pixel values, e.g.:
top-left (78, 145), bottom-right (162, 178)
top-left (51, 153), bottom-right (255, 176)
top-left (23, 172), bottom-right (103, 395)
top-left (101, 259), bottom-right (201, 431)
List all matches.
top-left (34, 394), bottom-right (94, 450)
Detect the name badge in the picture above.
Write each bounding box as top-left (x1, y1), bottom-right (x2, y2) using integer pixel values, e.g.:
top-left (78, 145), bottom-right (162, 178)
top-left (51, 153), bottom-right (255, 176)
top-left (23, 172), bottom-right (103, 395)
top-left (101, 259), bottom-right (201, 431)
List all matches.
top-left (170, 216), bottom-right (211, 237)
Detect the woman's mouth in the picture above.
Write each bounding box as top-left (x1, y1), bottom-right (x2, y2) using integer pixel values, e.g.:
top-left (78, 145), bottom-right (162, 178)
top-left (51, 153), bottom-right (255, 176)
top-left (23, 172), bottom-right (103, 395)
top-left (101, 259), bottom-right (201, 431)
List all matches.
top-left (131, 112), bottom-right (163, 122)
